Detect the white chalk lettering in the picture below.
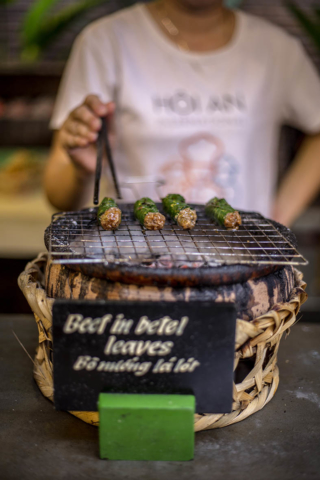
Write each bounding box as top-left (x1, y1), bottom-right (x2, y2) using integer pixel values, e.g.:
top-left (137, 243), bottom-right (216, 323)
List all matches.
top-left (86, 356), bottom-right (100, 371)
top-left (73, 355), bottom-right (91, 370)
top-left (159, 341), bottom-right (174, 355)
top-left (157, 316), bottom-right (172, 335)
top-left (63, 314), bottom-right (83, 334)
top-left (72, 355), bottom-right (152, 376)
top-left (176, 316), bottom-right (189, 336)
top-left (87, 317), bottom-right (103, 334)
top-left (78, 317), bottom-right (92, 334)
top-left (104, 335), bottom-right (117, 355)
top-left (153, 357), bottom-right (177, 373)
top-left (134, 362), bottom-right (152, 376)
top-left (97, 314), bottom-right (113, 334)
top-left (134, 315), bottom-right (188, 336)
top-left (174, 357), bottom-right (200, 373)
top-left (110, 314), bottom-right (133, 335)
top-left (63, 313), bottom-right (113, 335)
top-left (103, 336), bottom-right (174, 356)
top-left (153, 359), bottom-right (164, 373)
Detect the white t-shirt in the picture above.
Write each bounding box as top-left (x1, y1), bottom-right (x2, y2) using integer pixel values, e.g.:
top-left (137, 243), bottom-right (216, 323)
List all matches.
top-left (51, 3), bottom-right (320, 216)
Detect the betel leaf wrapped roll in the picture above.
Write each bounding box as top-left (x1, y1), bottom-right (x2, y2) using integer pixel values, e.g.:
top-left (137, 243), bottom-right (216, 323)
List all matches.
top-left (134, 197), bottom-right (165, 230)
top-left (97, 197), bottom-right (122, 231)
top-left (205, 197), bottom-right (241, 230)
top-left (162, 193), bottom-right (197, 230)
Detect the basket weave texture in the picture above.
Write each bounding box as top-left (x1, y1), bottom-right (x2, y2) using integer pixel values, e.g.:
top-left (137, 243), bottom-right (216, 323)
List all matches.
top-left (18, 253), bottom-right (307, 431)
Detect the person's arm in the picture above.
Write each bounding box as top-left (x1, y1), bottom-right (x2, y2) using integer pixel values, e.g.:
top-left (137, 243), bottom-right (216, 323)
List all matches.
top-left (44, 95), bottom-right (114, 211)
top-left (272, 132), bottom-right (320, 226)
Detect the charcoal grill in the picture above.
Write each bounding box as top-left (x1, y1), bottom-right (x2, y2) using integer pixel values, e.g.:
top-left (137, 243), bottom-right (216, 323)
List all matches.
top-left (45, 204), bottom-right (307, 287)
top-left (20, 204), bottom-right (308, 428)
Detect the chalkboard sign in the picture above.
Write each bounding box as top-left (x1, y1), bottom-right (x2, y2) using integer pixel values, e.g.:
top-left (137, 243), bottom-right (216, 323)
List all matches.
top-left (52, 300), bottom-right (237, 413)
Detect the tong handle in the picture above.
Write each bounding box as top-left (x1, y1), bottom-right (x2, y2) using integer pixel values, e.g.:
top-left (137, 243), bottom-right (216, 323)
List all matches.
top-left (93, 120), bottom-right (104, 205)
top-left (93, 117), bottom-right (122, 205)
top-left (101, 117), bottom-right (122, 200)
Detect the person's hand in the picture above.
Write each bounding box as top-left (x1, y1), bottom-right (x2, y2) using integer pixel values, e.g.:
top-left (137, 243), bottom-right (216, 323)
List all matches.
top-left (59, 95), bottom-right (115, 174)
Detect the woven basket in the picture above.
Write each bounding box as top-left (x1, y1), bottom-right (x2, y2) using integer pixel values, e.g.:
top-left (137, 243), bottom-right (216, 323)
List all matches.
top-left (18, 253), bottom-right (308, 431)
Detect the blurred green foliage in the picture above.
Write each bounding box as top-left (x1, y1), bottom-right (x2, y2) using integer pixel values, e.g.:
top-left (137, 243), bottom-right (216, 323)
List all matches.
top-left (224, 0), bottom-right (243, 8)
top-left (286, 2), bottom-right (320, 51)
top-left (21, 0), bottom-right (110, 61)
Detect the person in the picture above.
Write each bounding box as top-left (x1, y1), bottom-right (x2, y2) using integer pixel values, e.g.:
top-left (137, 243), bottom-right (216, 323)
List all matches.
top-left (45, 0), bottom-right (320, 226)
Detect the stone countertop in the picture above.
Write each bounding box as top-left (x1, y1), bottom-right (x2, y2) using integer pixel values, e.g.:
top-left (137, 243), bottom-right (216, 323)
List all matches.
top-left (0, 315), bottom-right (319, 480)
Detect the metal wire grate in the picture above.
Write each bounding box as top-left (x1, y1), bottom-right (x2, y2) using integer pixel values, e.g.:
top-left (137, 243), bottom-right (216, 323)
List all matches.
top-left (48, 206), bottom-right (308, 268)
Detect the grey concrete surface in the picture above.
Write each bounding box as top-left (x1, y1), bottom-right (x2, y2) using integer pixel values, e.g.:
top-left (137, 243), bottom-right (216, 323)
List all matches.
top-left (0, 315), bottom-right (319, 480)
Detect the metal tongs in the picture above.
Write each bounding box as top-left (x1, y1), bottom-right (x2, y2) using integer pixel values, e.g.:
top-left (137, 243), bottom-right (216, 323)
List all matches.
top-left (93, 117), bottom-right (122, 205)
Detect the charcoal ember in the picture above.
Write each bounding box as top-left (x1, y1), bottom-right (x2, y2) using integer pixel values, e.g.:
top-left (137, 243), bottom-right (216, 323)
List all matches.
top-left (158, 256), bottom-right (174, 268)
top-left (179, 262), bottom-right (205, 269)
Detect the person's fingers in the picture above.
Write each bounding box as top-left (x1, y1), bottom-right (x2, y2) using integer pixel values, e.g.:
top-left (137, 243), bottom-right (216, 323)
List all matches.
top-left (66, 119), bottom-right (98, 142)
top-left (84, 94), bottom-right (109, 117)
top-left (60, 130), bottom-right (89, 150)
top-left (61, 97), bottom-right (116, 153)
top-left (70, 99), bottom-right (115, 130)
top-left (106, 101), bottom-right (116, 115)
top-left (84, 95), bottom-right (115, 120)
top-left (71, 105), bottom-right (101, 131)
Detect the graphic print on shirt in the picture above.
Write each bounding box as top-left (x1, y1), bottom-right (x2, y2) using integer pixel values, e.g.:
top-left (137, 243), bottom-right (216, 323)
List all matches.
top-left (159, 132), bottom-right (239, 203)
top-left (152, 91), bottom-right (246, 118)
top-left (147, 90), bottom-right (244, 202)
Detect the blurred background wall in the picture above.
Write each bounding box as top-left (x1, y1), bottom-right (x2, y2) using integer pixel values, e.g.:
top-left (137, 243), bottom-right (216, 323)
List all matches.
top-left (0, 0), bottom-right (319, 316)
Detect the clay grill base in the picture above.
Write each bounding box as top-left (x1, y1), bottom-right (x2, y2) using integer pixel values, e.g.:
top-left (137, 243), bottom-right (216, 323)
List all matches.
top-left (45, 261), bottom-right (296, 322)
top-left (18, 253), bottom-right (307, 431)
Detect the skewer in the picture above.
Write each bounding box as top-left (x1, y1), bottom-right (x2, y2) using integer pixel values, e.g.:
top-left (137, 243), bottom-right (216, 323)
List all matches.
top-left (93, 117), bottom-right (122, 205)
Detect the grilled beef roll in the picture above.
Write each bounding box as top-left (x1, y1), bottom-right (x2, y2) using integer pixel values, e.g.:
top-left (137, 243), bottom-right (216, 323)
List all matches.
top-left (162, 194), bottom-right (197, 230)
top-left (97, 197), bottom-right (122, 231)
top-left (134, 197), bottom-right (166, 230)
top-left (205, 197), bottom-right (241, 230)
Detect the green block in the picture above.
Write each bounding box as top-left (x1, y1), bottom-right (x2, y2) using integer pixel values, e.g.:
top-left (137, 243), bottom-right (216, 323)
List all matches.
top-left (98, 393), bottom-right (195, 461)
